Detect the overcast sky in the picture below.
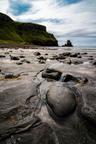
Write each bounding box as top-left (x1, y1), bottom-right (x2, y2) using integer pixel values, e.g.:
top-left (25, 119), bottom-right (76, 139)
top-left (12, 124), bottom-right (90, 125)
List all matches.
top-left (0, 0), bottom-right (96, 46)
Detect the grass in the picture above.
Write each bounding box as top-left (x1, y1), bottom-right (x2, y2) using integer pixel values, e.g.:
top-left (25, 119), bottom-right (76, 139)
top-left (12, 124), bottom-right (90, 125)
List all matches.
top-left (0, 13), bottom-right (58, 46)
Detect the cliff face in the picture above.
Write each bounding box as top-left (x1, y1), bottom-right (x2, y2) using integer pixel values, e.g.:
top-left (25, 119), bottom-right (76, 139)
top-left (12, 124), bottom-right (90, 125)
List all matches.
top-left (0, 13), bottom-right (58, 46)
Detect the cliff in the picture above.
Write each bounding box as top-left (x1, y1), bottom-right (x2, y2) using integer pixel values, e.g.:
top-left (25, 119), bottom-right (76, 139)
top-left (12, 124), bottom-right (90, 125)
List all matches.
top-left (0, 13), bottom-right (58, 46)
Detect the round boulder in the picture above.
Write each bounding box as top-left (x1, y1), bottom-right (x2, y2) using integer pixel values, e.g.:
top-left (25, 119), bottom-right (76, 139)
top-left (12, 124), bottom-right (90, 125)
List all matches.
top-left (46, 82), bottom-right (76, 117)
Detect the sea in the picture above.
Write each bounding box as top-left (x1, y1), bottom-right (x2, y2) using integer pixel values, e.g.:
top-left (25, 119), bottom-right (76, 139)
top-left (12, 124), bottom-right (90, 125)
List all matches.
top-left (47, 46), bottom-right (96, 52)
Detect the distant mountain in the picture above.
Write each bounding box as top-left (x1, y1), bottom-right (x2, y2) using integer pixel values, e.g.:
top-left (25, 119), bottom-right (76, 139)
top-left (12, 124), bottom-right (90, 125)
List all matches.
top-left (0, 13), bottom-right (58, 46)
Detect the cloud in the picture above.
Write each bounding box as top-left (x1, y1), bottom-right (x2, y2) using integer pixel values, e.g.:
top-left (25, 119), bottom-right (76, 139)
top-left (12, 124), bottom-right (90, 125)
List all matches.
top-left (0, 0), bottom-right (9, 14)
top-left (0, 0), bottom-right (96, 46)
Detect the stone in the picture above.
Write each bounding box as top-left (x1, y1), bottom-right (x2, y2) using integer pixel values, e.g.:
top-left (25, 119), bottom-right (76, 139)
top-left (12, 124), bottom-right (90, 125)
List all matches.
top-left (42, 68), bottom-right (62, 80)
top-left (38, 60), bottom-right (45, 64)
top-left (5, 52), bottom-right (9, 55)
top-left (46, 82), bottom-right (76, 117)
top-left (88, 57), bottom-right (94, 60)
top-left (16, 62), bottom-right (23, 65)
top-left (25, 60), bottom-right (31, 64)
top-left (77, 55), bottom-right (82, 58)
top-left (60, 74), bottom-right (88, 85)
top-left (59, 52), bottom-right (71, 58)
top-left (70, 53), bottom-right (78, 58)
top-left (38, 56), bottom-right (46, 64)
top-left (38, 56), bottom-right (46, 60)
top-left (65, 58), bottom-right (72, 64)
top-left (3, 72), bottom-right (20, 79)
top-left (10, 55), bottom-right (20, 60)
top-left (34, 52), bottom-right (41, 56)
top-left (82, 52), bottom-right (87, 55)
top-left (52, 52), bottom-right (71, 60)
top-left (61, 74), bottom-right (79, 82)
top-left (19, 55), bottom-right (25, 58)
top-left (72, 60), bottom-right (83, 65)
top-left (21, 59), bottom-right (31, 64)
top-left (92, 60), bottom-right (96, 66)
top-left (0, 55), bottom-right (5, 58)
top-left (51, 55), bottom-right (59, 60)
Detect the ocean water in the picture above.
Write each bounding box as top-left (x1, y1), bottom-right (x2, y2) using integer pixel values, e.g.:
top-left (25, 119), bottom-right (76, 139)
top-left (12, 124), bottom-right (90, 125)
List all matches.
top-left (47, 45), bottom-right (96, 48)
top-left (73, 46), bottom-right (96, 50)
top-left (44, 46), bottom-right (96, 58)
top-left (47, 46), bottom-right (96, 52)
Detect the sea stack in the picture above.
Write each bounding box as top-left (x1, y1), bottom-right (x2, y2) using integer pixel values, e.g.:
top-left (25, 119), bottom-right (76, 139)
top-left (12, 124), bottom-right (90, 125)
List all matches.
top-left (62, 40), bottom-right (73, 47)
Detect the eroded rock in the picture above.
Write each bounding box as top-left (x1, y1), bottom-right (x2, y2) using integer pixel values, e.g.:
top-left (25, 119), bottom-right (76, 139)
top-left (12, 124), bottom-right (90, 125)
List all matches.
top-left (78, 86), bottom-right (96, 124)
top-left (10, 55), bottom-right (20, 61)
top-left (21, 59), bottom-right (31, 64)
top-left (1, 121), bottom-right (56, 144)
top-left (46, 82), bottom-right (76, 117)
top-left (0, 55), bottom-right (5, 58)
top-left (0, 79), bottom-right (39, 140)
top-left (42, 68), bottom-right (62, 81)
top-left (34, 52), bottom-right (41, 56)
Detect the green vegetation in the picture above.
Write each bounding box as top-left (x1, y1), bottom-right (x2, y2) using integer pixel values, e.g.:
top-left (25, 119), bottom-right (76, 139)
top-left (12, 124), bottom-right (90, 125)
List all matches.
top-left (0, 13), bottom-right (58, 46)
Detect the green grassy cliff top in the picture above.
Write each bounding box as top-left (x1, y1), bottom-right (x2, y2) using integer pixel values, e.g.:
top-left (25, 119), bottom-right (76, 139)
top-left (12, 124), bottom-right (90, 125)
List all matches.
top-left (0, 12), bottom-right (58, 46)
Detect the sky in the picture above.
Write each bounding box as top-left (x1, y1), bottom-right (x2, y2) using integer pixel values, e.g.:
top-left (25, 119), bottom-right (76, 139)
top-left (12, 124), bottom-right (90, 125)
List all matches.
top-left (0, 0), bottom-right (96, 46)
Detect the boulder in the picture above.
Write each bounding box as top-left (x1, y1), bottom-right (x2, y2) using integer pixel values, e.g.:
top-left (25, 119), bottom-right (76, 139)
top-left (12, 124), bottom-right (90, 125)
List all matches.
top-left (92, 60), bottom-right (96, 66)
top-left (42, 68), bottom-right (62, 81)
top-left (16, 62), bottom-right (23, 65)
top-left (19, 55), bottom-right (25, 58)
top-left (46, 82), bottom-right (76, 117)
top-left (72, 60), bottom-right (83, 65)
top-left (65, 58), bottom-right (72, 64)
top-left (38, 60), bottom-right (45, 64)
top-left (60, 74), bottom-right (88, 85)
top-left (21, 59), bottom-right (31, 64)
top-left (38, 56), bottom-right (46, 61)
top-left (4, 72), bottom-right (20, 79)
top-left (10, 55), bottom-right (20, 61)
top-left (77, 55), bottom-right (82, 58)
top-left (52, 52), bottom-right (71, 60)
top-left (0, 55), bottom-right (5, 58)
top-left (70, 53), bottom-right (78, 58)
top-left (61, 74), bottom-right (79, 82)
top-left (34, 52), bottom-right (41, 56)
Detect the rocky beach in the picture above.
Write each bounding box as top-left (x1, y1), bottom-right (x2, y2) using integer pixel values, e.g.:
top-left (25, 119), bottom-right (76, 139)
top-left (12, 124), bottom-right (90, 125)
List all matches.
top-left (0, 46), bottom-right (96, 144)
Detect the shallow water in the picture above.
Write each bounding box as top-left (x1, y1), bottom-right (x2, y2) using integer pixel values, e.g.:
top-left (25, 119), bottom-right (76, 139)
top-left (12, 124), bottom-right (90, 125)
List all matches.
top-left (47, 46), bottom-right (96, 52)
